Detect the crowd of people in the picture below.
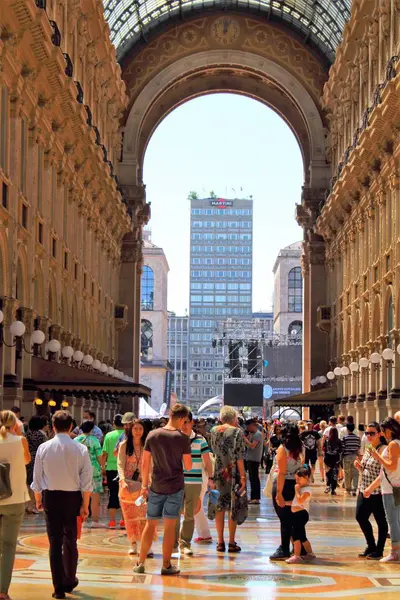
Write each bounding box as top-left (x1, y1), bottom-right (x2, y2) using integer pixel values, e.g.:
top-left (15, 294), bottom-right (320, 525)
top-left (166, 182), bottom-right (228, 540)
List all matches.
top-left (0, 404), bottom-right (399, 598)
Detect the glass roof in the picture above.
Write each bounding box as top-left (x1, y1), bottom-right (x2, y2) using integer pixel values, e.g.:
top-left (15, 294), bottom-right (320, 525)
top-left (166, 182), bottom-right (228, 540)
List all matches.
top-left (104, 0), bottom-right (352, 63)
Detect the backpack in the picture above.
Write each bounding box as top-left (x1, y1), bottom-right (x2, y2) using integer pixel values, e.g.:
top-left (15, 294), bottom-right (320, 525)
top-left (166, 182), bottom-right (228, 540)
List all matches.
top-left (0, 462), bottom-right (12, 501)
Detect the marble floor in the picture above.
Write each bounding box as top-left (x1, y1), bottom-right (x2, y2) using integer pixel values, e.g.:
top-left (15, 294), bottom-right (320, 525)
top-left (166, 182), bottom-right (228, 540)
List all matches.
top-left (11, 479), bottom-right (400, 599)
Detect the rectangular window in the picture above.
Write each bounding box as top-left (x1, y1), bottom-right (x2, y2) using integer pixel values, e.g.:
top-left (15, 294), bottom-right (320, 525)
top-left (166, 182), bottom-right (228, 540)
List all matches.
top-left (74, 262), bottom-right (78, 280)
top-left (84, 272), bottom-right (87, 289)
top-left (91, 281), bottom-right (95, 297)
top-left (2, 182), bottom-right (8, 209)
top-left (51, 237), bottom-right (57, 258)
top-left (21, 203), bottom-right (28, 229)
top-left (0, 86), bottom-right (8, 171)
top-left (64, 251), bottom-right (68, 271)
top-left (20, 119), bottom-right (27, 194)
top-left (38, 222), bottom-right (43, 244)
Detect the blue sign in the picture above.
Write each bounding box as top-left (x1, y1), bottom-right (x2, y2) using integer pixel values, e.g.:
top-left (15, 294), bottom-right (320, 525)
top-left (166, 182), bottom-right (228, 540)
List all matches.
top-left (263, 385), bottom-right (273, 399)
top-left (263, 360), bottom-right (269, 367)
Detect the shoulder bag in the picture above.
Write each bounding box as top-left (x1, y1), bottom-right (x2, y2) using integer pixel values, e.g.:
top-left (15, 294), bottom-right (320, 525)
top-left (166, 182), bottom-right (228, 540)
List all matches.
top-left (0, 462), bottom-right (12, 501)
top-left (383, 469), bottom-right (400, 506)
top-left (263, 455), bottom-right (277, 498)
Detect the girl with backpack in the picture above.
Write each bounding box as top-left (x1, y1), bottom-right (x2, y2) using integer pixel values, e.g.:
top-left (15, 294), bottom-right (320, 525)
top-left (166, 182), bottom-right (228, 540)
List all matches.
top-left (323, 427), bottom-right (342, 495)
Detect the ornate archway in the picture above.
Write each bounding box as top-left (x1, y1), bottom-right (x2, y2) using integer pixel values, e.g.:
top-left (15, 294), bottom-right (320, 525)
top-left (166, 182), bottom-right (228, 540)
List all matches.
top-left (116, 12), bottom-right (337, 387)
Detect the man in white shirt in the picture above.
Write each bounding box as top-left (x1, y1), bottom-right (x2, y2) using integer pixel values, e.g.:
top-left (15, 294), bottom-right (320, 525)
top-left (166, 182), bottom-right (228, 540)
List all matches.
top-left (394, 411), bottom-right (400, 425)
top-left (32, 410), bottom-right (93, 599)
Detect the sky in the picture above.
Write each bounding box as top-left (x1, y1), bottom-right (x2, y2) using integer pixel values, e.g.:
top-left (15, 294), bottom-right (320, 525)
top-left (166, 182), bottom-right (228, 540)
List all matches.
top-left (143, 93), bottom-right (303, 316)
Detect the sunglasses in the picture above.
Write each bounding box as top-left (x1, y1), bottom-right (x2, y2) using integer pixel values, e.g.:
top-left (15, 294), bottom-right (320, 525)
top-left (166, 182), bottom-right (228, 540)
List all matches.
top-left (365, 431), bottom-right (377, 436)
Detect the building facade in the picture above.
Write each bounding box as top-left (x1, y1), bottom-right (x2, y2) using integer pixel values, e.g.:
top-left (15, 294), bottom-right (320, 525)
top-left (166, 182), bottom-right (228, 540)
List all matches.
top-left (189, 197), bottom-right (253, 407)
top-left (313, 1), bottom-right (400, 424)
top-left (139, 233), bottom-right (170, 411)
top-left (0, 0), bottom-right (151, 421)
top-left (273, 242), bottom-right (303, 337)
top-left (167, 312), bottom-right (189, 404)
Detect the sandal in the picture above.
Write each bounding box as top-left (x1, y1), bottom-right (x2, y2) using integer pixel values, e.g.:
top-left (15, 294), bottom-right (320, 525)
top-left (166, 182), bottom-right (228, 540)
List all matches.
top-left (228, 542), bottom-right (241, 553)
top-left (216, 542), bottom-right (226, 552)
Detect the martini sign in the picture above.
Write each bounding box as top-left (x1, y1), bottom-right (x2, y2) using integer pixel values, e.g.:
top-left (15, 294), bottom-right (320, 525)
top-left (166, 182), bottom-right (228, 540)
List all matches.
top-left (210, 199), bottom-right (233, 207)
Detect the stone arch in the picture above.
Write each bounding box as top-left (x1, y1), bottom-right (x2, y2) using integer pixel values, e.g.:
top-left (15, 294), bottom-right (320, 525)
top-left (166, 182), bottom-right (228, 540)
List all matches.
top-left (372, 296), bottom-right (381, 341)
top-left (16, 247), bottom-right (28, 306)
top-left (0, 230), bottom-right (8, 298)
top-left (345, 315), bottom-right (352, 353)
top-left (338, 320), bottom-right (344, 360)
top-left (33, 262), bottom-right (44, 317)
top-left (61, 287), bottom-right (69, 331)
top-left (48, 277), bottom-right (57, 323)
top-left (362, 303), bottom-right (370, 346)
top-left (383, 286), bottom-right (394, 336)
top-left (353, 310), bottom-right (360, 350)
top-left (120, 17), bottom-right (329, 190)
top-left (71, 295), bottom-right (79, 337)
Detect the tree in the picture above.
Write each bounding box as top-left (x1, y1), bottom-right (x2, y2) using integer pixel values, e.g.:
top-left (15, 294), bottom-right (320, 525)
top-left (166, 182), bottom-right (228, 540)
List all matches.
top-left (187, 190), bottom-right (199, 200)
top-left (209, 190), bottom-right (217, 199)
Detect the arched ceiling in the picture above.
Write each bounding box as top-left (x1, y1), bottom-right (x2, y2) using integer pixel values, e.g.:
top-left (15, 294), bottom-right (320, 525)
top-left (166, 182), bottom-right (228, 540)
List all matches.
top-left (104, 0), bottom-right (352, 64)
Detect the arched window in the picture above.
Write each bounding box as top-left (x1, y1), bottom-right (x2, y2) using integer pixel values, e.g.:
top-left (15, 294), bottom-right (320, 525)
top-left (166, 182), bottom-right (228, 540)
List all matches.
top-left (288, 267), bottom-right (302, 313)
top-left (141, 266), bottom-right (154, 310)
top-left (141, 319), bottom-right (153, 361)
top-left (288, 320), bottom-right (302, 337)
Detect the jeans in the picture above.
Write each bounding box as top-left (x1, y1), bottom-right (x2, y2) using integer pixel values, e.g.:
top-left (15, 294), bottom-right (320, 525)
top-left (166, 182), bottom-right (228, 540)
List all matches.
top-left (356, 493), bottom-right (388, 554)
top-left (175, 483), bottom-right (202, 548)
top-left (382, 492), bottom-right (400, 549)
top-left (43, 490), bottom-right (82, 594)
top-left (326, 463), bottom-right (339, 492)
top-left (247, 461), bottom-right (261, 500)
top-left (272, 480), bottom-right (295, 554)
top-left (343, 455), bottom-right (359, 492)
top-left (0, 502), bottom-right (25, 594)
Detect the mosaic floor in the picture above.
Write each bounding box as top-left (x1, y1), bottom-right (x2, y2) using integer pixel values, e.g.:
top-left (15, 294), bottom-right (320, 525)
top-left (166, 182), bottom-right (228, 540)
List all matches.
top-left (11, 479), bottom-right (400, 599)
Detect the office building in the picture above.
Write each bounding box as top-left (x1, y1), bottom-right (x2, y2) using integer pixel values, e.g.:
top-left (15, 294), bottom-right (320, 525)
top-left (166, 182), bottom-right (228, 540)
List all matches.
top-left (167, 312), bottom-right (189, 403)
top-left (139, 232), bottom-right (170, 411)
top-left (189, 197), bottom-right (253, 407)
top-left (273, 242), bottom-right (303, 337)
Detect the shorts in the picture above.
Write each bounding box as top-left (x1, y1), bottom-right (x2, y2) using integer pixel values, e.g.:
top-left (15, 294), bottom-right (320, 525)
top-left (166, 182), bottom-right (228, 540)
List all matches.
top-left (147, 489), bottom-right (184, 520)
top-left (92, 472), bottom-right (103, 495)
top-left (305, 449), bottom-right (317, 466)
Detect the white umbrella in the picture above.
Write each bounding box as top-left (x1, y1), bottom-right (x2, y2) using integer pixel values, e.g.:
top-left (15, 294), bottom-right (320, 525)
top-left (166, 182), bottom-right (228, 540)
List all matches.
top-left (197, 395), bottom-right (224, 414)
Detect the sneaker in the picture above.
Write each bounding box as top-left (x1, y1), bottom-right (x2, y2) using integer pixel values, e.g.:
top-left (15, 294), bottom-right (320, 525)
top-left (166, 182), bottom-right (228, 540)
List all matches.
top-left (181, 547), bottom-right (193, 556)
top-left (269, 548), bottom-right (290, 561)
top-left (119, 520), bottom-right (125, 529)
top-left (286, 555), bottom-right (304, 564)
top-left (380, 552), bottom-right (400, 563)
top-left (161, 564), bottom-right (180, 575)
top-left (129, 543), bottom-right (138, 556)
top-left (324, 487), bottom-right (330, 494)
top-left (366, 551), bottom-right (383, 560)
top-left (194, 536), bottom-right (213, 544)
top-left (90, 521), bottom-right (104, 529)
top-left (133, 563), bottom-right (145, 573)
top-left (331, 490), bottom-right (337, 495)
top-left (108, 520), bottom-right (116, 529)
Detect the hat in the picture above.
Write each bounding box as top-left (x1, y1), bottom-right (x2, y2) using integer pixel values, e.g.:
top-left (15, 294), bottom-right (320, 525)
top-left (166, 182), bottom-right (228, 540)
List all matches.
top-left (121, 412), bottom-right (135, 424)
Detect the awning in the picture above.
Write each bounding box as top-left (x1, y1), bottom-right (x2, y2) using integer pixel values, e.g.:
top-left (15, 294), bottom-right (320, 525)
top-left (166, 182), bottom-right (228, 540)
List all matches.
top-left (272, 386), bottom-right (338, 407)
top-left (28, 356), bottom-right (151, 397)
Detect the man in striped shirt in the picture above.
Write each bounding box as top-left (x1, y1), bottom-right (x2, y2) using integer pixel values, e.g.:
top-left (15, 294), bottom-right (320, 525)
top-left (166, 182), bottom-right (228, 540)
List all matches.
top-left (175, 410), bottom-right (213, 555)
top-left (342, 423), bottom-right (361, 496)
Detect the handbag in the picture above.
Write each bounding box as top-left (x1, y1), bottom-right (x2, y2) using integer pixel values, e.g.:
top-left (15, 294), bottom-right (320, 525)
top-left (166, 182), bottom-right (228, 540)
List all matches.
top-left (384, 469), bottom-right (400, 506)
top-left (263, 456), bottom-right (277, 498)
top-left (0, 462), bottom-right (12, 501)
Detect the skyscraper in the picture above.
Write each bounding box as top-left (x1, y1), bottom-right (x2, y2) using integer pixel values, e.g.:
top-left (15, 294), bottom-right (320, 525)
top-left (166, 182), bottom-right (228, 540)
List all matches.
top-left (189, 197), bottom-right (253, 408)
